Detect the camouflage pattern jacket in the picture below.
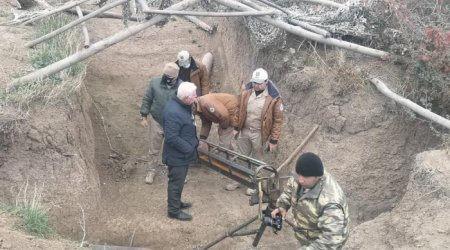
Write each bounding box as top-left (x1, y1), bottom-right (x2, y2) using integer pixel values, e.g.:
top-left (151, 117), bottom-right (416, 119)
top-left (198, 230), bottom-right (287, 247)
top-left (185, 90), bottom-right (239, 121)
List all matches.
top-left (276, 171), bottom-right (349, 249)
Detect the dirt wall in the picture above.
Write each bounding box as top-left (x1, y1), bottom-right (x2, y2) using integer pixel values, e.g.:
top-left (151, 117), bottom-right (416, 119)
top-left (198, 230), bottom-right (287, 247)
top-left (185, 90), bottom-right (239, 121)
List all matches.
top-left (0, 87), bottom-right (101, 237)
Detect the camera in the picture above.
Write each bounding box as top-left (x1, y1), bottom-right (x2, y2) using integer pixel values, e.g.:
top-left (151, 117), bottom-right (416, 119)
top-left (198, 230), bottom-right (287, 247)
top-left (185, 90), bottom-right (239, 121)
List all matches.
top-left (263, 213), bottom-right (282, 231)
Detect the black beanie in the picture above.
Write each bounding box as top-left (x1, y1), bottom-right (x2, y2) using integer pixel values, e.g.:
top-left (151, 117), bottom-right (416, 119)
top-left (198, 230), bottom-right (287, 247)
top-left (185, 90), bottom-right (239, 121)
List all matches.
top-left (295, 152), bottom-right (324, 177)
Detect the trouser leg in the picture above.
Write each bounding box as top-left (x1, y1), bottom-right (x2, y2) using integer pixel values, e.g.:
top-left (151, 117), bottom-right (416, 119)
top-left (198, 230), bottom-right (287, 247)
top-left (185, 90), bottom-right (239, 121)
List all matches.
top-left (237, 128), bottom-right (253, 156)
top-left (148, 117), bottom-right (164, 172)
top-left (167, 165), bottom-right (189, 215)
top-left (218, 126), bottom-right (234, 150)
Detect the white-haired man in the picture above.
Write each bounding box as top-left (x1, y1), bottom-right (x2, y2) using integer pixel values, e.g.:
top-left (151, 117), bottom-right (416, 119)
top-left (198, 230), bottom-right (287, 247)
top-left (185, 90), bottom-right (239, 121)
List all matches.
top-left (162, 81), bottom-right (198, 221)
top-left (175, 50), bottom-right (210, 97)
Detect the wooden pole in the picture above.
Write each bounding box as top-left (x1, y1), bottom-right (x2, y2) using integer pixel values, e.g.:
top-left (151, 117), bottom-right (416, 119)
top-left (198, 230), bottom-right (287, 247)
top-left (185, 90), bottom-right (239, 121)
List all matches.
top-left (202, 52), bottom-right (213, 75)
top-left (253, 0), bottom-right (294, 16)
top-left (142, 9), bottom-right (276, 17)
top-left (276, 124), bottom-right (319, 172)
top-left (75, 6), bottom-right (90, 49)
top-left (370, 78), bottom-right (450, 130)
top-left (288, 18), bottom-right (330, 38)
top-left (9, 0), bottom-right (202, 88)
top-left (136, 0), bottom-right (150, 12)
top-left (23, 0), bottom-right (92, 25)
top-left (184, 16), bottom-right (213, 33)
top-left (65, 8), bottom-right (139, 22)
top-left (302, 0), bottom-right (344, 8)
top-left (213, 0), bottom-right (390, 60)
top-left (26, 0), bottom-right (128, 48)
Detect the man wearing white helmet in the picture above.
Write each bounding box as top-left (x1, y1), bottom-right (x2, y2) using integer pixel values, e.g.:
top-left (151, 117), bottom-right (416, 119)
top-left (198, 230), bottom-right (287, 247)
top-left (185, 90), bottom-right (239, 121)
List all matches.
top-left (225, 68), bottom-right (284, 195)
top-left (175, 50), bottom-right (210, 97)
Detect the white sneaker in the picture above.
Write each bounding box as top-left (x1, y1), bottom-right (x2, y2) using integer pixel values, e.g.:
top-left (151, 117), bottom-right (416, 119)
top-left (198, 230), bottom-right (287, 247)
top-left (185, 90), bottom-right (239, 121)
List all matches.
top-left (225, 182), bottom-right (240, 191)
top-left (245, 188), bottom-right (256, 196)
top-left (145, 172), bottom-right (155, 184)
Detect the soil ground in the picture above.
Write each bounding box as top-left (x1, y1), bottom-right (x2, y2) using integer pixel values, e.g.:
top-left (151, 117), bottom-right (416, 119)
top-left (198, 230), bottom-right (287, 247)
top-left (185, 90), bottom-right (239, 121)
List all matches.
top-left (0, 1), bottom-right (449, 250)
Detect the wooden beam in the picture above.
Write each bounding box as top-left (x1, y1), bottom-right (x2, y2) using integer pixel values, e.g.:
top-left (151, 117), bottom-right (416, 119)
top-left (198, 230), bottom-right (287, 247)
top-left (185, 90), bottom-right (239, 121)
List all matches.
top-left (184, 16), bottom-right (213, 33)
top-left (75, 6), bottom-right (90, 48)
top-left (288, 18), bottom-right (330, 38)
top-left (142, 9), bottom-right (276, 17)
top-left (202, 52), bottom-right (213, 75)
top-left (9, 0), bottom-right (202, 88)
top-left (370, 78), bottom-right (450, 130)
top-left (302, 0), bottom-right (344, 8)
top-left (26, 0), bottom-right (128, 48)
top-left (276, 124), bottom-right (319, 172)
top-left (213, 0), bottom-right (389, 60)
top-left (65, 8), bottom-right (139, 22)
top-left (23, 0), bottom-right (92, 25)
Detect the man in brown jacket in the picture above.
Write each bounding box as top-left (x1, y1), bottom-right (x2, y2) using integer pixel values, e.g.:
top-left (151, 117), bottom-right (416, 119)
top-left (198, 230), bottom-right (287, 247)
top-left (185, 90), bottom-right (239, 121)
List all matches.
top-left (226, 68), bottom-right (284, 194)
top-left (176, 50), bottom-right (210, 97)
top-left (195, 93), bottom-right (239, 150)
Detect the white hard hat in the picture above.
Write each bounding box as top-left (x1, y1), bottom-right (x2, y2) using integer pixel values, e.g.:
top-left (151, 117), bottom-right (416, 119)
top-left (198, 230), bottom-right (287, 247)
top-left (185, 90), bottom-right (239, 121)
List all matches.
top-left (250, 68), bottom-right (268, 84)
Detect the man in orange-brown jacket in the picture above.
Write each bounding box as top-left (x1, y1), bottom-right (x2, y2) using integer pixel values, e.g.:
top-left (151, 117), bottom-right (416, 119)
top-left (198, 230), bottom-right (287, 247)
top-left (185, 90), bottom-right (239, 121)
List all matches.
top-left (226, 68), bottom-right (284, 194)
top-left (176, 50), bottom-right (210, 97)
top-left (195, 93), bottom-right (239, 150)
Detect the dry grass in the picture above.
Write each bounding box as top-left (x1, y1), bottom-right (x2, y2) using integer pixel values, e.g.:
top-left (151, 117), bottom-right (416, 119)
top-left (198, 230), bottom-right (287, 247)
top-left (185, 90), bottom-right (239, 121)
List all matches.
top-left (0, 13), bottom-right (86, 112)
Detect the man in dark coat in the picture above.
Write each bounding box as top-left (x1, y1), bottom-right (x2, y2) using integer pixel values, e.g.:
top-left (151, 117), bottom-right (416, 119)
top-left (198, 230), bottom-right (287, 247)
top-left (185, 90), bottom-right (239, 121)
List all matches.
top-left (162, 81), bottom-right (199, 221)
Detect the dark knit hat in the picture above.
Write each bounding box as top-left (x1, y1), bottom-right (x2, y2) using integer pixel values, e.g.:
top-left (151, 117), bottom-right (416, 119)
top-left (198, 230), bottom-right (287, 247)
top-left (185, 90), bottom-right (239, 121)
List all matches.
top-left (295, 152), bottom-right (324, 177)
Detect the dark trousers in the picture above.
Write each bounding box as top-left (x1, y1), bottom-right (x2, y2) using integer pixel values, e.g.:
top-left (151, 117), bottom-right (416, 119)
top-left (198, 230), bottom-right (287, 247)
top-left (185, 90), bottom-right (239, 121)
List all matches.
top-left (167, 165), bottom-right (189, 215)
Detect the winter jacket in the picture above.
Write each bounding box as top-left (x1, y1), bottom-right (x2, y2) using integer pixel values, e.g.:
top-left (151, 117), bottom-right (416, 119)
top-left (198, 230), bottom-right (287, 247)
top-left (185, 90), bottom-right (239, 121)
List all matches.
top-left (195, 93), bottom-right (239, 140)
top-left (276, 171), bottom-right (350, 249)
top-left (175, 57), bottom-right (209, 96)
top-left (237, 80), bottom-right (283, 144)
top-left (162, 97), bottom-right (199, 167)
top-left (140, 77), bottom-right (181, 126)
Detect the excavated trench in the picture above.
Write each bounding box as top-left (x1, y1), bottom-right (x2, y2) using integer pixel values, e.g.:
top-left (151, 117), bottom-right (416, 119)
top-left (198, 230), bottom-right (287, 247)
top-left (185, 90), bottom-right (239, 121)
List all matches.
top-left (0, 12), bottom-right (442, 250)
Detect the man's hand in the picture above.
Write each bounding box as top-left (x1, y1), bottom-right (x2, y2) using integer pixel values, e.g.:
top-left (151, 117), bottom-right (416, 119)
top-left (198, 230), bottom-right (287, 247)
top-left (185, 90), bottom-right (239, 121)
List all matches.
top-left (140, 117), bottom-right (149, 127)
top-left (198, 141), bottom-right (208, 149)
top-left (271, 207), bottom-right (287, 220)
top-left (268, 142), bottom-right (277, 152)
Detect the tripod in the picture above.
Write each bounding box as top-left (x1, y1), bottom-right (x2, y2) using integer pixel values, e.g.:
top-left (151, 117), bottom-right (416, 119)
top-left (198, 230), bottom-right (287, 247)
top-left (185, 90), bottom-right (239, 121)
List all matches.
top-left (201, 203), bottom-right (295, 249)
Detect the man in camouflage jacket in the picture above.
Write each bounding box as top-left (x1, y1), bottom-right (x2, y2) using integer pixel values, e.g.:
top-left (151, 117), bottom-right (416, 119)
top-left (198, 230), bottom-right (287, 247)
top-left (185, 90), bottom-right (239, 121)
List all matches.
top-left (272, 152), bottom-right (349, 249)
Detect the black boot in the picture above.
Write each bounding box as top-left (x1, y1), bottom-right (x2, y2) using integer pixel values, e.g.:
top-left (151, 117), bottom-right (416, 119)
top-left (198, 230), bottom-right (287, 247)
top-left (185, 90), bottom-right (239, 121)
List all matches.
top-left (168, 211), bottom-right (193, 221)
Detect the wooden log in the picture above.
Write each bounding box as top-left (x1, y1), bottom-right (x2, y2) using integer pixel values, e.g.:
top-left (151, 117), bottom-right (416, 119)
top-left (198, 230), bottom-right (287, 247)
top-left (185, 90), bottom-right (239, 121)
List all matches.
top-left (253, 0), bottom-right (294, 16)
top-left (276, 124), bottom-right (319, 172)
top-left (65, 8), bottom-right (139, 22)
top-left (288, 18), bottom-right (330, 38)
top-left (184, 16), bottom-right (213, 33)
top-left (214, 0), bottom-right (389, 60)
top-left (23, 0), bottom-right (92, 25)
top-left (142, 9), bottom-right (276, 17)
top-left (9, 0), bottom-right (202, 88)
top-left (26, 0), bottom-right (128, 48)
top-left (136, 0), bottom-right (150, 12)
top-left (75, 6), bottom-right (90, 48)
top-left (370, 78), bottom-right (450, 130)
top-left (302, 0), bottom-right (344, 8)
top-left (202, 52), bottom-right (213, 75)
